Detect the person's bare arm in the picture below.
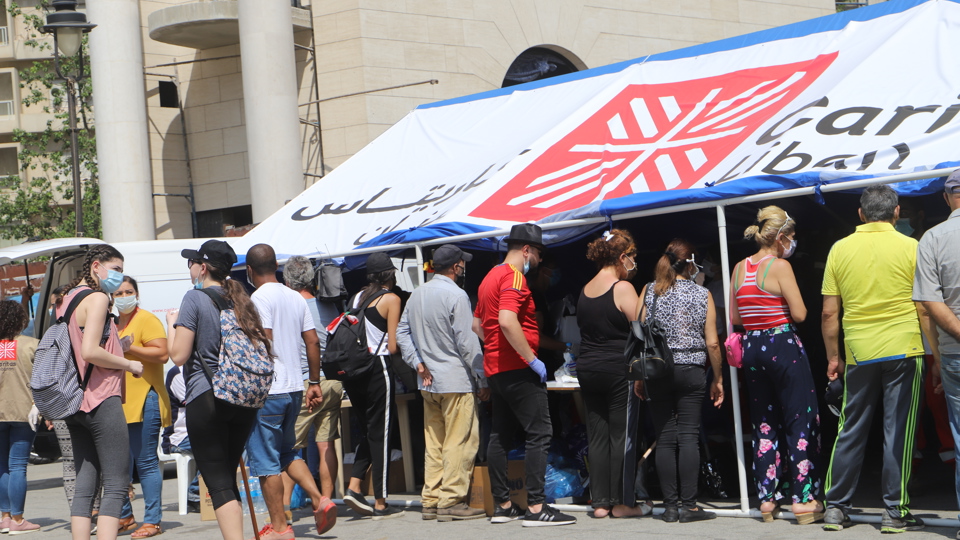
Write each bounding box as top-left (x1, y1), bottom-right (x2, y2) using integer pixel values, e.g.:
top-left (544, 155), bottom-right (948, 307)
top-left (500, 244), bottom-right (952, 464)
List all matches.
top-left (729, 262), bottom-right (743, 327)
top-left (127, 337), bottom-right (168, 364)
top-left (303, 328), bottom-right (323, 409)
top-left (615, 280), bottom-right (639, 322)
top-left (774, 259), bottom-right (807, 323)
top-left (384, 294), bottom-right (401, 355)
top-left (472, 316), bottom-right (484, 341)
top-left (77, 294), bottom-right (142, 375)
top-left (705, 292), bottom-right (724, 407)
top-left (923, 300), bottom-right (960, 344)
top-left (918, 301), bottom-right (942, 394)
top-left (498, 310), bottom-right (536, 363)
top-left (822, 295), bottom-right (843, 380)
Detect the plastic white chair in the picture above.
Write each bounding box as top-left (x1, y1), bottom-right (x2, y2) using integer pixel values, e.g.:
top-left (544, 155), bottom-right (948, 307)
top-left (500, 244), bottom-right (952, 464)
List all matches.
top-left (157, 439), bottom-right (196, 516)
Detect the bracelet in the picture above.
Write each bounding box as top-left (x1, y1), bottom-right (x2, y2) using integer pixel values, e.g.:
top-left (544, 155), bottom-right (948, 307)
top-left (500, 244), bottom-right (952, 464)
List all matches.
top-left (308, 380), bottom-right (321, 385)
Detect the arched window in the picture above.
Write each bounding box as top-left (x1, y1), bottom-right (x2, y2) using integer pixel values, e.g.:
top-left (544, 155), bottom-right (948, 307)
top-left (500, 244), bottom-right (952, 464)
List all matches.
top-left (502, 46), bottom-right (583, 88)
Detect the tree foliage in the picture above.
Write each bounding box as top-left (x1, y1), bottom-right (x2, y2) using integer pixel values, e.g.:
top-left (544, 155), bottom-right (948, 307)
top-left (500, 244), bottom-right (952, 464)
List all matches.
top-left (0, 0), bottom-right (99, 240)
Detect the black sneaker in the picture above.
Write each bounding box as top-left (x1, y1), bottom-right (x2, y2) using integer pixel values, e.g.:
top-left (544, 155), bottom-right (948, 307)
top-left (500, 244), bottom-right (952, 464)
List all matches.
top-left (372, 505), bottom-right (405, 521)
top-left (823, 507), bottom-right (852, 531)
top-left (679, 506), bottom-right (717, 523)
top-left (187, 500), bottom-right (201, 514)
top-left (343, 489), bottom-right (374, 516)
top-left (661, 506), bottom-right (679, 522)
top-left (522, 505), bottom-right (577, 527)
top-left (881, 512), bottom-right (924, 533)
top-left (490, 503), bottom-right (524, 523)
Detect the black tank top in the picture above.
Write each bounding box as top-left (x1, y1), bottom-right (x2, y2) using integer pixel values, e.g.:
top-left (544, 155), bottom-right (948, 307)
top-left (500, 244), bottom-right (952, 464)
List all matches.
top-left (576, 282), bottom-right (630, 375)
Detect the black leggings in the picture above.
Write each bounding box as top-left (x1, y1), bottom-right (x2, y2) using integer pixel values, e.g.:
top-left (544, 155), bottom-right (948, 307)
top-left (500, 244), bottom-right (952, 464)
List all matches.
top-left (648, 365), bottom-right (706, 509)
top-left (185, 390), bottom-right (258, 509)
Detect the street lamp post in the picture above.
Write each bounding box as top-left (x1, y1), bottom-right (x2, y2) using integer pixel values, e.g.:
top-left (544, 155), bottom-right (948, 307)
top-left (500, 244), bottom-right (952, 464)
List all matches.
top-left (41, 0), bottom-right (95, 237)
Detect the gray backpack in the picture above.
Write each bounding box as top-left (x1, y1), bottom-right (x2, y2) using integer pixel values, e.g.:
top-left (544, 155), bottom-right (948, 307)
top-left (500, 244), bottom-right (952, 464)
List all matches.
top-left (30, 289), bottom-right (100, 420)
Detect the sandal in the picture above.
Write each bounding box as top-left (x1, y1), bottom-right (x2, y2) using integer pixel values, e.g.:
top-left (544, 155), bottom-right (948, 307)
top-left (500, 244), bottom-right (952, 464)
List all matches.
top-left (118, 515), bottom-right (138, 533)
top-left (131, 523), bottom-right (163, 538)
top-left (760, 503), bottom-right (781, 523)
top-left (794, 502), bottom-right (826, 525)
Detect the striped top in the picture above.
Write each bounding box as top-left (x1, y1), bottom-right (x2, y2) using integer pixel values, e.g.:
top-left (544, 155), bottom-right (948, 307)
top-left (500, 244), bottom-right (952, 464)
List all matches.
top-left (735, 255), bottom-right (792, 331)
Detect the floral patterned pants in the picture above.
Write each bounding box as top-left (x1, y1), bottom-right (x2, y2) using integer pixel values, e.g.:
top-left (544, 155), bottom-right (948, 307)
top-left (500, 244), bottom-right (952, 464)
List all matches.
top-left (743, 327), bottom-right (821, 504)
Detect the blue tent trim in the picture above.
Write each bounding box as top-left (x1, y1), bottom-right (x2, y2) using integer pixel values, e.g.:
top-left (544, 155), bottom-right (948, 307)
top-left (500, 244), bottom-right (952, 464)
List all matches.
top-left (417, 0), bottom-right (942, 111)
top-left (348, 161), bottom-right (960, 259)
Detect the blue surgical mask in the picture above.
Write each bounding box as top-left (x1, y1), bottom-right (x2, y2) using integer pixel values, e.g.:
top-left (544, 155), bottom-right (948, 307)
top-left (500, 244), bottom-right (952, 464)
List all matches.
top-left (99, 269), bottom-right (124, 294)
top-left (193, 276), bottom-right (204, 290)
top-left (522, 260), bottom-right (530, 275)
top-left (114, 296), bottom-right (138, 314)
top-left (895, 218), bottom-right (914, 236)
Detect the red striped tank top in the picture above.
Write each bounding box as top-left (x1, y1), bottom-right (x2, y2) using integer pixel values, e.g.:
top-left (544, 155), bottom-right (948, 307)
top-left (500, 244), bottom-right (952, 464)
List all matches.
top-left (735, 255), bottom-right (792, 331)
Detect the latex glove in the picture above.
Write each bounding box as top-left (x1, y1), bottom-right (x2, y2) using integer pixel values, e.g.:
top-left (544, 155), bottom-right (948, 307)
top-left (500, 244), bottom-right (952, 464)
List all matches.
top-left (528, 358), bottom-right (547, 383)
top-left (120, 335), bottom-right (133, 353)
top-left (28, 405), bottom-right (39, 431)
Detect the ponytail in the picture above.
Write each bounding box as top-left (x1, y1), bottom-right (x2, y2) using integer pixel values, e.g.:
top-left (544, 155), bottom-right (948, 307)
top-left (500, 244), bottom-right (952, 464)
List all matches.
top-left (653, 238), bottom-right (697, 295)
top-left (207, 263), bottom-right (272, 357)
top-left (58, 244), bottom-right (125, 306)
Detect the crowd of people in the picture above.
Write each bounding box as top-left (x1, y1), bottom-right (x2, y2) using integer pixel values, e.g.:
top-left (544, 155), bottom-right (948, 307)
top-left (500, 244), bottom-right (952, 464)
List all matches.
top-left (2, 172), bottom-right (960, 539)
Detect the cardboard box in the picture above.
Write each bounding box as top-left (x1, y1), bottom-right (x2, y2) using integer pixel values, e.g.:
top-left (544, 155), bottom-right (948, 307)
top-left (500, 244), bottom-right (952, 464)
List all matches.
top-left (468, 461), bottom-right (527, 517)
top-left (343, 458), bottom-right (406, 495)
top-left (199, 475), bottom-right (216, 522)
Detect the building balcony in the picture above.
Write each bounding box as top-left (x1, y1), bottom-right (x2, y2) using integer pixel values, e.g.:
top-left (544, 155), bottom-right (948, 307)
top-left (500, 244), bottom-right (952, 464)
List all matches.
top-left (148, 1), bottom-right (311, 50)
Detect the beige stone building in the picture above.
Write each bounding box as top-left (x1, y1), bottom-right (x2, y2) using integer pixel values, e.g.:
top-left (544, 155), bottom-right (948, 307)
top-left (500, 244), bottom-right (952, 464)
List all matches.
top-left (0, 0), bottom-right (837, 242)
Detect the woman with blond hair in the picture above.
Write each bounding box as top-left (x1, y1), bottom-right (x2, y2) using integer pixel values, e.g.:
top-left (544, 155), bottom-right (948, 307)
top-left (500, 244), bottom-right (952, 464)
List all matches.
top-left (637, 239), bottom-right (723, 523)
top-left (730, 206), bottom-right (822, 523)
top-left (577, 229), bottom-right (651, 518)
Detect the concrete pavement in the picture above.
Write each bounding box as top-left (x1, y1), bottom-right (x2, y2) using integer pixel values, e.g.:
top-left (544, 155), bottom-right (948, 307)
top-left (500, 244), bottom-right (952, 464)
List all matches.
top-left (19, 460), bottom-right (960, 539)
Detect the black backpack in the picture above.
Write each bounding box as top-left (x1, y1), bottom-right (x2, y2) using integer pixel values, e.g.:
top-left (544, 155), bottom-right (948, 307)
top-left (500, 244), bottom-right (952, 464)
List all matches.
top-left (322, 289), bottom-right (388, 381)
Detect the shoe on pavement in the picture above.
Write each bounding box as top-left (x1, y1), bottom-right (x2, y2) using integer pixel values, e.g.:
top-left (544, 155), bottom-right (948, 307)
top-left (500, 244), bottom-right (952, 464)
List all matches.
top-left (490, 503), bottom-right (524, 523)
top-left (422, 506), bottom-right (437, 520)
top-left (248, 523), bottom-right (294, 540)
top-left (0, 516), bottom-right (10, 533)
top-left (522, 505), bottom-right (577, 527)
top-left (371, 505), bottom-right (405, 521)
top-left (186, 501), bottom-right (201, 514)
top-left (823, 507), bottom-right (852, 531)
top-left (313, 496), bottom-right (337, 534)
top-left (437, 503), bottom-right (486, 522)
top-left (118, 515), bottom-right (137, 533)
top-left (881, 512), bottom-right (924, 533)
top-left (343, 489), bottom-right (373, 516)
top-left (679, 507), bottom-right (717, 523)
top-left (7, 518), bottom-right (40, 535)
top-left (661, 506), bottom-right (679, 522)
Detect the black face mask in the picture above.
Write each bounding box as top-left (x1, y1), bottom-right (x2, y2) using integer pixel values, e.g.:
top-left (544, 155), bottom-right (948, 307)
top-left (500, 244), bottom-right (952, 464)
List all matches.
top-left (455, 266), bottom-right (466, 288)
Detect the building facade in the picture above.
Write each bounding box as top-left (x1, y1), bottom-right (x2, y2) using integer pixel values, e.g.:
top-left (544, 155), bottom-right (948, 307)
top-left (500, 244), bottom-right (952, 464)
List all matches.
top-left (0, 0), bottom-right (837, 242)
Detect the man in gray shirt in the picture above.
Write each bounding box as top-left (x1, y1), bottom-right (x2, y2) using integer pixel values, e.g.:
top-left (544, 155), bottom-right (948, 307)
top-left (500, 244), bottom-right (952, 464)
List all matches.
top-left (913, 169), bottom-right (960, 538)
top-left (397, 244), bottom-right (486, 522)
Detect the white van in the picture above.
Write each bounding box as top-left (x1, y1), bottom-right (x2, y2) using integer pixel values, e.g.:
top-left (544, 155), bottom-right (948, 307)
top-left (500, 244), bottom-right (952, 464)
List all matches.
top-left (0, 237), bottom-right (419, 338)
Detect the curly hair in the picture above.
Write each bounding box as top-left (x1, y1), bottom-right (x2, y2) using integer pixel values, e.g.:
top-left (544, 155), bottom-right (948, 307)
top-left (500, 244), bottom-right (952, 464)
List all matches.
top-left (0, 300), bottom-right (27, 340)
top-left (743, 206), bottom-right (795, 248)
top-left (283, 256), bottom-right (315, 292)
top-left (57, 244), bottom-right (125, 306)
top-left (653, 238), bottom-right (697, 295)
top-left (586, 229), bottom-right (636, 269)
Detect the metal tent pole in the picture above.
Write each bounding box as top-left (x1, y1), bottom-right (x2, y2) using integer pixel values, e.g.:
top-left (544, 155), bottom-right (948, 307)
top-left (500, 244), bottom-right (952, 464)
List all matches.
top-left (717, 204), bottom-right (751, 512)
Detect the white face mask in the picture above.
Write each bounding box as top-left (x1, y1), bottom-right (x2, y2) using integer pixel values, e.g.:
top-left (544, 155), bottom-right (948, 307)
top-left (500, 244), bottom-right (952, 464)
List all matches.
top-left (782, 237), bottom-right (797, 258)
top-left (622, 254), bottom-right (637, 274)
top-left (114, 296), bottom-right (138, 314)
top-left (685, 255), bottom-right (702, 280)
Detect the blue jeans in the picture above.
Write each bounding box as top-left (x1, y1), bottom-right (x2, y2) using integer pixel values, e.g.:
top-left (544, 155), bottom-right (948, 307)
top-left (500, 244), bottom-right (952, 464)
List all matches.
top-left (171, 438), bottom-right (201, 503)
top-left (245, 392), bottom-right (303, 477)
top-left (0, 422), bottom-right (35, 516)
top-left (940, 354), bottom-right (960, 519)
top-left (121, 389), bottom-right (163, 523)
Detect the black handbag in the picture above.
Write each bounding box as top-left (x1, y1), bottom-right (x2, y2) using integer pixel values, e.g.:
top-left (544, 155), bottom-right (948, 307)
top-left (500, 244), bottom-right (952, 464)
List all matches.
top-left (625, 283), bottom-right (674, 382)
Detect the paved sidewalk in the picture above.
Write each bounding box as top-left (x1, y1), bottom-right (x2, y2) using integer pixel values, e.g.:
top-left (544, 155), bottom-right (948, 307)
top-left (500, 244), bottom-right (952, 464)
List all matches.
top-left (21, 461), bottom-right (959, 539)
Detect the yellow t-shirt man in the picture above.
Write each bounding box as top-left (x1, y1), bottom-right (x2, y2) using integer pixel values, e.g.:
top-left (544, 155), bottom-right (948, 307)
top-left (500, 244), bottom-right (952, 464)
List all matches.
top-left (120, 308), bottom-right (172, 427)
top-left (821, 221), bottom-right (923, 364)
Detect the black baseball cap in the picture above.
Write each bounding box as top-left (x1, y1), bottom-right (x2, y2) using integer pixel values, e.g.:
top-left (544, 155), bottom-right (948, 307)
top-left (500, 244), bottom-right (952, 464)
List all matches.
top-left (181, 239), bottom-right (238, 269)
top-left (432, 244), bottom-right (473, 270)
top-left (366, 252), bottom-right (394, 273)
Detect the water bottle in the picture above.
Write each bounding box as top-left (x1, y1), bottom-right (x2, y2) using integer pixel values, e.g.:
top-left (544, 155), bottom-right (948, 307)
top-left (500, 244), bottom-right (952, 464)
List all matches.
top-left (250, 477), bottom-right (268, 515)
top-left (563, 343), bottom-right (577, 378)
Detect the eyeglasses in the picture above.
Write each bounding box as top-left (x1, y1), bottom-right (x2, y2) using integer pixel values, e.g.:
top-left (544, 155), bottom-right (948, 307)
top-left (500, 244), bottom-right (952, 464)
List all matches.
top-left (187, 259), bottom-right (200, 269)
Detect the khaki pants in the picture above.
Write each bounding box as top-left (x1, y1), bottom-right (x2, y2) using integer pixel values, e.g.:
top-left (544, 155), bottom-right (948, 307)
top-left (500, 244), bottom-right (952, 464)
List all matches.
top-left (421, 391), bottom-right (479, 509)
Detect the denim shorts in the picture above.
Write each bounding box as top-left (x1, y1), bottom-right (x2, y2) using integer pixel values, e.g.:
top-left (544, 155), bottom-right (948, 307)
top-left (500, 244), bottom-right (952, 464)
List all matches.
top-left (245, 391), bottom-right (303, 477)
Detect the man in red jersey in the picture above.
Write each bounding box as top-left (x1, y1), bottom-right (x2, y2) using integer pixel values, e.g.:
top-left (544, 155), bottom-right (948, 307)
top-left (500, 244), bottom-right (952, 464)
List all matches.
top-left (472, 223), bottom-right (576, 528)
